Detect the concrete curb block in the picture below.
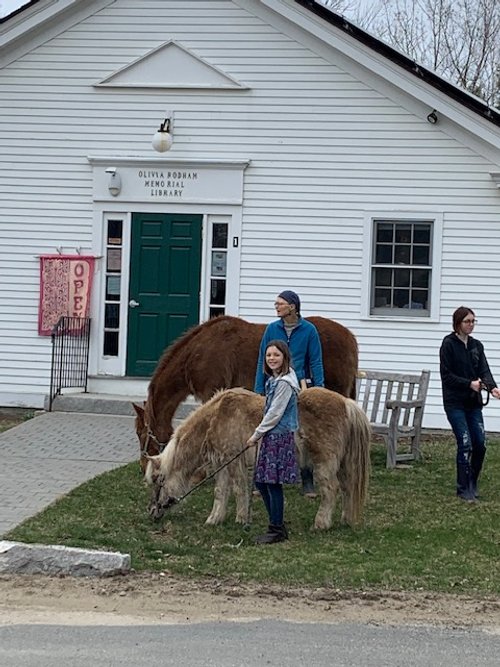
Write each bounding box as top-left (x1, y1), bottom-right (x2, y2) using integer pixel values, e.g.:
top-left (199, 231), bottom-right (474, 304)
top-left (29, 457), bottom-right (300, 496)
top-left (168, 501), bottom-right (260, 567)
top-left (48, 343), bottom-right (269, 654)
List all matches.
top-left (0, 541), bottom-right (131, 577)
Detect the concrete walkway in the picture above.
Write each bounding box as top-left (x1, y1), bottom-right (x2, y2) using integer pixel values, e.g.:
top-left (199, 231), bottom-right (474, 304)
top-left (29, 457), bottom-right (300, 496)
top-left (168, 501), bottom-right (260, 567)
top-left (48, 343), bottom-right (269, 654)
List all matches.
top-left (0, 412), bottom-right (139, 536)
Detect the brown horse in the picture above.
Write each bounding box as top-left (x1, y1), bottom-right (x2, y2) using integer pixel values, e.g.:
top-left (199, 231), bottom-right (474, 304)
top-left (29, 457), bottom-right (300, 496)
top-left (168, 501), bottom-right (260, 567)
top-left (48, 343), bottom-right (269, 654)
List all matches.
top-left (136, 315), bottom-right (358, 461)
top-left (145, 387), bottom-right (370, 531)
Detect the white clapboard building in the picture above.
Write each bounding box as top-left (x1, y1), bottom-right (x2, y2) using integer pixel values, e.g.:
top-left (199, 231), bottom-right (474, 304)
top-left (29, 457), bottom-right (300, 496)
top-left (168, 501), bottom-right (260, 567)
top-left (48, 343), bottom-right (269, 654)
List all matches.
top-left (1, 0), bottom-right (500, 429)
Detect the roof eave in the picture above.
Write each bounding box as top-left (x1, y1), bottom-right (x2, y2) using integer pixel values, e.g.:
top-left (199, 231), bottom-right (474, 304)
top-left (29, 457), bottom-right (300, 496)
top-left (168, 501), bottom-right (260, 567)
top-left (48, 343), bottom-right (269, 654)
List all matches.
top-left (294, 0), bottom-right (500, 129)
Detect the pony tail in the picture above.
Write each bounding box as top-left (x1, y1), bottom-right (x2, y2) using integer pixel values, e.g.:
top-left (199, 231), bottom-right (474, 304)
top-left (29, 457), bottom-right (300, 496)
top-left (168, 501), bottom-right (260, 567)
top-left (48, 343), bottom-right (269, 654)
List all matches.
top-left (344, 399), bottom-right (371, 525)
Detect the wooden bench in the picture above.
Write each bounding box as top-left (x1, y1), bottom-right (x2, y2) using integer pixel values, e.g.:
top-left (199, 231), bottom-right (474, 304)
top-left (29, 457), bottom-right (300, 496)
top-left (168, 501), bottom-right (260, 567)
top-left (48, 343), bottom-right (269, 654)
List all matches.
top-left (356, 369), bottom-right (431, 468)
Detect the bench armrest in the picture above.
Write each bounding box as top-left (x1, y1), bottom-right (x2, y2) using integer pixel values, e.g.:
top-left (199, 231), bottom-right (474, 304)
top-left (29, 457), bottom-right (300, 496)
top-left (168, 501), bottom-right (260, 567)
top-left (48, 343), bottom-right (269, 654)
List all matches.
top-left (386, 398), bottom-right (425, 410)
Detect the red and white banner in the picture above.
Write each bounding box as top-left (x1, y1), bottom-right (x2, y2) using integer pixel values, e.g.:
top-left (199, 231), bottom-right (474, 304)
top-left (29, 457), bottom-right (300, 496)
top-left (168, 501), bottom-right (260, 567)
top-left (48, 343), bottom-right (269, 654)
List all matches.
top-left (38, 255), bottom-right (95, 335)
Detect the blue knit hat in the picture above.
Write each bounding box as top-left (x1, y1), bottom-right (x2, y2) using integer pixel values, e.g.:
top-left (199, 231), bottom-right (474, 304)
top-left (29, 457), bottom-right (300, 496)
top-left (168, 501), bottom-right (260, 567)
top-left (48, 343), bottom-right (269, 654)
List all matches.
top-left (278, 290), bottom-right (301, 314)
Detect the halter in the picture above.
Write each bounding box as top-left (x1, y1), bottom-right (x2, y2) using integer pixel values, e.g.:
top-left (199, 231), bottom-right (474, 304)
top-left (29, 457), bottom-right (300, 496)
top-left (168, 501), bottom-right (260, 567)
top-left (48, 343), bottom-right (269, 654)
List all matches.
top-left (140, 423), bottom-right (169, 459)
top-left (152, 443), bottom-right (253, 513)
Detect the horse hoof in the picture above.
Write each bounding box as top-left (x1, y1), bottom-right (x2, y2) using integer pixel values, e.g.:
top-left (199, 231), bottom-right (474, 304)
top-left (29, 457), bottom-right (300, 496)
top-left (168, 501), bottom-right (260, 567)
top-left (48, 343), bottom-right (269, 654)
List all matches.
top-left (304, 492), bottom-right (318, 499)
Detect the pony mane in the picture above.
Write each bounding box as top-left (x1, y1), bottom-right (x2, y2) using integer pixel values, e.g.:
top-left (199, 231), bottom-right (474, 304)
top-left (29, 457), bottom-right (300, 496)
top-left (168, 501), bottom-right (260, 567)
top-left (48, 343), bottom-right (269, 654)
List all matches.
top-left (152, 316), bottom-right (242, 381)
top-left (147, 317), bottom-right (241, 415)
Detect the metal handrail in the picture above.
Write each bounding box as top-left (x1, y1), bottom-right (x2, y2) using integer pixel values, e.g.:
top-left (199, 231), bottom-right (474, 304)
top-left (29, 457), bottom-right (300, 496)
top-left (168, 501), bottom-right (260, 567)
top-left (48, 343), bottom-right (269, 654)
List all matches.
top-left (48, 316), bottom-right (91, 411)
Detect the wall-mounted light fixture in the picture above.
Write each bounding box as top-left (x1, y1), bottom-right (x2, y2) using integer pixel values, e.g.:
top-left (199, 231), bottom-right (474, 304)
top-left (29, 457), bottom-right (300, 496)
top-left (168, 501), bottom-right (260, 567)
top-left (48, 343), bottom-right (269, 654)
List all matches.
top-left (426, 109), bottom-right (438, 124)
top-left (152, 117), bottom-right (173, 152)
top-left (105, 167), bottom-right (121, 196)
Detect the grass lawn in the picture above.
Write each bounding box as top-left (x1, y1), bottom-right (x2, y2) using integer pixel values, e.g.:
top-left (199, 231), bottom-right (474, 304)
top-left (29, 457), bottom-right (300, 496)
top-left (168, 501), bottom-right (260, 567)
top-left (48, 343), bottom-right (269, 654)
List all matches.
top-left (5, 430), bottom-right (500, 595)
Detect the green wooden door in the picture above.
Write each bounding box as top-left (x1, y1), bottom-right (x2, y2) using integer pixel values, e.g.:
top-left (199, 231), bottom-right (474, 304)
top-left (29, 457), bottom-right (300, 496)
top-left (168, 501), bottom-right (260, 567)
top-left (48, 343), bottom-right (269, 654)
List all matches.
top-left (126, 212), bottom-right (202, 376)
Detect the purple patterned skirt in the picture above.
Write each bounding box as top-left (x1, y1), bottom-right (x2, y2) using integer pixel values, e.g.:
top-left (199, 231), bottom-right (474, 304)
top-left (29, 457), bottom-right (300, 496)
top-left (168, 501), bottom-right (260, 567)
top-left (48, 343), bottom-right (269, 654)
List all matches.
top-left (254, 431), bottom-right (299, 485)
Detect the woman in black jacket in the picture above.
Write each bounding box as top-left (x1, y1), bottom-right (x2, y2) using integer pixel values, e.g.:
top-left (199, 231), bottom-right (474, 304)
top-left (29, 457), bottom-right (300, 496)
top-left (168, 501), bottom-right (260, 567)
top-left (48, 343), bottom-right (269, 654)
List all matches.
top-left (440, 306), bottom-right (500, 501)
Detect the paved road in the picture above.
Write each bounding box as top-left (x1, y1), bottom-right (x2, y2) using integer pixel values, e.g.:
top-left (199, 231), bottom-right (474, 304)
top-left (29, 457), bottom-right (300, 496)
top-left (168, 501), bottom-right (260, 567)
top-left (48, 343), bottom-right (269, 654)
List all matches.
top-left (0, 412), bottom-right (138, 535)
top-left (1, 619), bottom-right (500, 666)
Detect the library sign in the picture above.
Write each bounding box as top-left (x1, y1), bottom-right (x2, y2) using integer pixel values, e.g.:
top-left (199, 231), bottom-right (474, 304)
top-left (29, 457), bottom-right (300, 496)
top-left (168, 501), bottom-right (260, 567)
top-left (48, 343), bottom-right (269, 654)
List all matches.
top-left (138, 168), bottom-right (198, 199)
top-left (90, 159), bottom-right (249, 205)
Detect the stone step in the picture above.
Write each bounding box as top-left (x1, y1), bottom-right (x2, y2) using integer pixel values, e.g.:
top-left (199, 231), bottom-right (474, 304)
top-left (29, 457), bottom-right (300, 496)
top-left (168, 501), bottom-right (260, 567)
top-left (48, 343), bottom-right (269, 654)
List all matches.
top-left (46, 391), bottom-right (200, 419)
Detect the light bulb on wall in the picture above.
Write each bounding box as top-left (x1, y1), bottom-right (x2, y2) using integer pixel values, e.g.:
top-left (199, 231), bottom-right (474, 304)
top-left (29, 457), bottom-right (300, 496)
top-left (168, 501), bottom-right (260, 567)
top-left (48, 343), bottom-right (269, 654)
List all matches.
top-left (105, 167), bottom-right (121, 196)
top-left (152, 118), bottom-right (173, 152)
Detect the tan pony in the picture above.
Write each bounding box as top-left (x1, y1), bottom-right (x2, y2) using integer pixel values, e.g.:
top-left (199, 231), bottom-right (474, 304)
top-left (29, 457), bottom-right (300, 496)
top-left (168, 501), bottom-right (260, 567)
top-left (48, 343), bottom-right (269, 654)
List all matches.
top-left (144, 387), bottom-right (371, 531)
top-left (135, 314), bottom-right (358, 467)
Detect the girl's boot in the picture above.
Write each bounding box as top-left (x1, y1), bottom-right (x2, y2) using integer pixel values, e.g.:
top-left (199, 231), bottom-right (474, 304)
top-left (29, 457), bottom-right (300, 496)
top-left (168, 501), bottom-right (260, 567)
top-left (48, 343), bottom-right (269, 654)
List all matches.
top-left (254, 525), bottom-right (288, 544)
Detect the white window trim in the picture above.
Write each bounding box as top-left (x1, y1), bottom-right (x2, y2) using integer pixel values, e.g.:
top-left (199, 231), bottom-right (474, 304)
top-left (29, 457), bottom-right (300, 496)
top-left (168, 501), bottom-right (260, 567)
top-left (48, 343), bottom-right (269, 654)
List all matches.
top-left (361, 212), bottom-right (443, 322)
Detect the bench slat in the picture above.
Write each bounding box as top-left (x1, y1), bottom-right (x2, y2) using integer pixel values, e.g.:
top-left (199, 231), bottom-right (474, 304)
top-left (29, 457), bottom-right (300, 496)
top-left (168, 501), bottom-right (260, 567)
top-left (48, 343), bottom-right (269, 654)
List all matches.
top-left (356, 369), bottom-right (431, 469)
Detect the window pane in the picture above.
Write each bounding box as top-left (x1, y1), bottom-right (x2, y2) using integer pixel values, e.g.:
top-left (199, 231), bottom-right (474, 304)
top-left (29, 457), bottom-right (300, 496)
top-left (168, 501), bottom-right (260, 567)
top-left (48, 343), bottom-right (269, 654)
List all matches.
top-left (376, 223), bottom-right (393, 243)
top-left (103, 331), bottom-right (119, 356)
top-left (414, 225), bottom-right (431, 244)
top-left (209, 307), bottom-right (225, 318)
top-left (212, 223), bottom-right (228, 249)
top-left (106, 275), bottom-right (121, 301)
top-left (374, 288), bottom-right (391, 307)
top-left (412, 269), bottom-right (429, 288)
top-left (211, 251), bottom-right (227, 277)
top-left (107, 219), bottom-right (123, 245)
top-left (394, 289), bottom-right (410, 308)
top-left (412, 246), bottom-right (430, 265)
top-left (375, 244), bottom-right (393, 263)
top-left (411, 290), bottom-right (428, 308)
top-left (394, 269), bottom-right (410, 287)
top-left (395, 245), bottom-right (411, 264)
top-left (105, 303), bottom-right (120, 328)
top-left (210, 279), bottom-right (226, 305)
top-left (374, 267), bottom-right (392, 287)
top-left (107, 247), bottom-right (122, 272)
top-left (395, 225), bottom-right (412, 243)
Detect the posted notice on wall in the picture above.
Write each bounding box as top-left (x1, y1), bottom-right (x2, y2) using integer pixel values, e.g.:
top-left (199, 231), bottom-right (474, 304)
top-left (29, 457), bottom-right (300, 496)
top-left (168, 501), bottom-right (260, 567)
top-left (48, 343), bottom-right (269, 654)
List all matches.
top-left (38, 255), bottom-right (95, 335)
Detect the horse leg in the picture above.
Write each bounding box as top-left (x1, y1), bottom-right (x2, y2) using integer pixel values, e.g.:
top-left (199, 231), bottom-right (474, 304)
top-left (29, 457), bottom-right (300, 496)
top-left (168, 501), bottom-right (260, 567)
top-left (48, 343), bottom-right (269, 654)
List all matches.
top-left (338, 465), bottom-right (353, 526)
top-left (296, 431), bottom-right (317, 498)
top-left (231, 458), bottom-right (251, 525)
top-left (313, 459), bottom-right (339, 530)
top-left (205, 467), bottom-right (231, 525)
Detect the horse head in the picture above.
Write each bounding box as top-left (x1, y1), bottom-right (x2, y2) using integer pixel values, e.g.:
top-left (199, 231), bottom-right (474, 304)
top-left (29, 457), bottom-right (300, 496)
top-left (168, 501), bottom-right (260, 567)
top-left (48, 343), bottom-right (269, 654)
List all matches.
top-left (133, 402), bottom-right (172, 474)
top-left (143, 435), bottom-right (189, 521)
top-left (142, 454), bottom-right (176, 520)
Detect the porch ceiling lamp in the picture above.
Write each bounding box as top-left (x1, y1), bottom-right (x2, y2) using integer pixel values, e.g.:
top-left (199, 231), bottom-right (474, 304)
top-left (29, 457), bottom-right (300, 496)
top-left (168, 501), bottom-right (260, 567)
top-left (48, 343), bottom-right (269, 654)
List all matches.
top-left (152, 118), bottom-right (173, 152)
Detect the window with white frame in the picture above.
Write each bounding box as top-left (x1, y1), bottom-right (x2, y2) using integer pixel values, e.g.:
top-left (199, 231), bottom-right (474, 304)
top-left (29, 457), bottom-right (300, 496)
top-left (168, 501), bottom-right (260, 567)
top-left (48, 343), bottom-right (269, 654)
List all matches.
top-left (209, 221), bottom-right (228, 318)
top-left (103, 218), bottom-right (123, 355)
top-left (370, 219), bottom-right (433, 317)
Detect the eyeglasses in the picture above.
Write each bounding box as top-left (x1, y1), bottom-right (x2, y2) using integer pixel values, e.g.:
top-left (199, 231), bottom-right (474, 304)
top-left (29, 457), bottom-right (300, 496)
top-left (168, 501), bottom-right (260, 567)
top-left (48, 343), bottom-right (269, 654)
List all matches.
top-left (462, 319), bottom-right (477, 324)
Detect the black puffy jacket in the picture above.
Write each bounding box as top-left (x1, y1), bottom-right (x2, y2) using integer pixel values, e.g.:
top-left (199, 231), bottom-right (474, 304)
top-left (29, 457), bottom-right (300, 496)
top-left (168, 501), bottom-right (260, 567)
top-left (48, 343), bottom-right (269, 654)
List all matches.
top-left (439, 333), bottom-right (496, 409)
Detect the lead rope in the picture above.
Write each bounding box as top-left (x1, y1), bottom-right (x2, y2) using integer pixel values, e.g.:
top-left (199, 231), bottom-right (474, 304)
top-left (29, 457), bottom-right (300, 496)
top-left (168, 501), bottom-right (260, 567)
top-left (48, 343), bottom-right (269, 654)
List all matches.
top-left (159, 443), bottom-right (254, 509)
top-left (479, 382), bottom-right (491, 407)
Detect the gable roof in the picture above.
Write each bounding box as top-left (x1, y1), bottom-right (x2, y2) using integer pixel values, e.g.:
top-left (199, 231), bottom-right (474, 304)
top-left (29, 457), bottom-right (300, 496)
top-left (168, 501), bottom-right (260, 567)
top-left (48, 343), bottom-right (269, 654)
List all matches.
top-left (1, 0), bottom-right (499, 134)
top-left (294, 0), bottom-right (500, 129)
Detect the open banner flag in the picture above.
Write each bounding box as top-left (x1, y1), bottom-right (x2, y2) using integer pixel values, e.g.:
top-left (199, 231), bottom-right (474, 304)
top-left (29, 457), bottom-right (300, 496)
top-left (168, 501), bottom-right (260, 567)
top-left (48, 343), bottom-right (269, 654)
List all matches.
top-left (38, 255), bottom-right (95, 335)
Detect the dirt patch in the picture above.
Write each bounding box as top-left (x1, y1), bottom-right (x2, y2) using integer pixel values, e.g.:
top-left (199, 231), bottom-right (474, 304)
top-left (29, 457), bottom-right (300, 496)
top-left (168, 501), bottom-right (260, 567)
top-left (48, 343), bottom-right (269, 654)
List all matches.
top-left (1, 573), bottom-right (500, 629)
